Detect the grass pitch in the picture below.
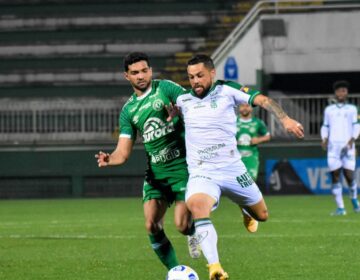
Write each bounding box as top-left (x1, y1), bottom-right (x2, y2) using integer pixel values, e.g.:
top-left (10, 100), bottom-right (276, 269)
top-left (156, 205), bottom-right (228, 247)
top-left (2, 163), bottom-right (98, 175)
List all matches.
top-left (1, 195), bottom-right (360, 279)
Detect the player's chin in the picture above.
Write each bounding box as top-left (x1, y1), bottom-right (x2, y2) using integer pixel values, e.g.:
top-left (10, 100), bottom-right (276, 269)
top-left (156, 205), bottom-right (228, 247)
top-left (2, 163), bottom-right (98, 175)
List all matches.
top-left (193, 87), bottom-right (204, 95)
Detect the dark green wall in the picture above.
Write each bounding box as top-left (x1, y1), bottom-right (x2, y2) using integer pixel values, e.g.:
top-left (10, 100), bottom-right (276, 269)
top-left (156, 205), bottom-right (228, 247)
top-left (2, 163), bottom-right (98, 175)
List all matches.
top-left (0, 145), bottom-right (146, 198)
top-left (0, 142), bottom-right (323, 198)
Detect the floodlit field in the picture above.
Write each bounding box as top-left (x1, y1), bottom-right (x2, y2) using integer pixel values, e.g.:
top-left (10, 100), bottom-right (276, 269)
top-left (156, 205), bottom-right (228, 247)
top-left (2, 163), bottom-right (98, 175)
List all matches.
top-left (1, 196), bottom-right (359, 280)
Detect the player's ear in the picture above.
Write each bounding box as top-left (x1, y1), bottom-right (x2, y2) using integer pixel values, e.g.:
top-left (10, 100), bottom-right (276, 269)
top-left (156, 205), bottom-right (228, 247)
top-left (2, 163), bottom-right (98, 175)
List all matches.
top-left (123, 71), bottom-right (130, 81)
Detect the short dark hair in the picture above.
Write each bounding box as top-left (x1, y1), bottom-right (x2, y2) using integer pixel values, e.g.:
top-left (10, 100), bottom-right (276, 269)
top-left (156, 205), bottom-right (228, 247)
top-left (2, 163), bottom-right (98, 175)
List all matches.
top-left (123, 52), bottom-right (150, 72)
top-left (187, 54), bottom-right (215, 70)
top-left (333, 80), bottom-right (350, 91)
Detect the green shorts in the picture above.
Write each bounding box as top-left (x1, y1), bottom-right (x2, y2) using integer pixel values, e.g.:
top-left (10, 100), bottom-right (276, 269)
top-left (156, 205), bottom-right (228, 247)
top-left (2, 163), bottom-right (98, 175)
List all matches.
top-left (143, 165), bottom-right (188, 205)
top-left (241, 156), bottom-right (259, 181)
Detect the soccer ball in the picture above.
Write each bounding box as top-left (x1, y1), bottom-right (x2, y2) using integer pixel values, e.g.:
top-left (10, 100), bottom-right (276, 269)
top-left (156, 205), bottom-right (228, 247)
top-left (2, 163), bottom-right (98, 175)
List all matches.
top-left (166, 265), bottom-right (199, 280)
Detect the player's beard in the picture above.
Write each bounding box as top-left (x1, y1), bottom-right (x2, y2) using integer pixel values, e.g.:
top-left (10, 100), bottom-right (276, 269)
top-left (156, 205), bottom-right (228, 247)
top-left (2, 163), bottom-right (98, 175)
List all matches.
top-left (193, 84), bottom-right (210, 97)
top-left (240, 111), bottom-right (251, 118)
top-left (133, 80), bottom-right (151, 93)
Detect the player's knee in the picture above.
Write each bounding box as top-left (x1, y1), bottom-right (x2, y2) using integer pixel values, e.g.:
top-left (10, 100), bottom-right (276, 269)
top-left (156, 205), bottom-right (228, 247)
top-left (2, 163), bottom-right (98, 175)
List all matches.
top-left (187, 203), bottom-right (210, 218)
top-left (257, 210), bottom-right (269, 222)
top-left (252, 209), bottom-right (268, 222)
top-left (145, 220), bottom-right (162, 234)
top-left (174, 219), bottom-right (189, 234)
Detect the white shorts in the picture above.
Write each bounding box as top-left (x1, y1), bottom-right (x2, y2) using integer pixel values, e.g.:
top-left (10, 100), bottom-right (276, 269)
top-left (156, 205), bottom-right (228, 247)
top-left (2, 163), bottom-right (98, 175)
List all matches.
top-left (185, 162), bottom-right (263, 210)
top-left (327, 143), bottom-right (356, 171)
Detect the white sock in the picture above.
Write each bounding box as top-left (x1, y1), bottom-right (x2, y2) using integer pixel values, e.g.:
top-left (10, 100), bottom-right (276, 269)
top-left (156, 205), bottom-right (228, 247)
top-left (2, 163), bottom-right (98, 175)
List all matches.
top-left (349, 180), bottom-right (358, 199)
top-left (332, 183), bottom-right (344, 208)
top-left (194, 218), bottom-right (219, 264)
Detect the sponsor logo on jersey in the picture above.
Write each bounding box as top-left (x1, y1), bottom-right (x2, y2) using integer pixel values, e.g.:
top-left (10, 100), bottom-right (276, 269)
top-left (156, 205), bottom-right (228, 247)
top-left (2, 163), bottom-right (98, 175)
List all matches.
top-left (152, 99), bottom-right (164, 111)
top-left (238, 134), bottom-right (251, 146)
top-left (181, 98), bottom-right (192, 102)
top-left (236, 172), bottom-right (254, 188)
top-left (142, 117), bottom-right (175, 143)
top-left (151, 146), bottom-right (181, 163)
top-left (194, 102), bottom-right (206, 109)
top-left (240, 150), bottom-right (253, 157)
top-left (139, 102), bottom-right (152, 112)
top-left (129, 105), bottom-right (139, 113)
top-left (132, 115), bottom-right (139, 124)
top-left (197, 143), bottom-right (225, 160)
top-left (190, 175), bottom-right (211, 180)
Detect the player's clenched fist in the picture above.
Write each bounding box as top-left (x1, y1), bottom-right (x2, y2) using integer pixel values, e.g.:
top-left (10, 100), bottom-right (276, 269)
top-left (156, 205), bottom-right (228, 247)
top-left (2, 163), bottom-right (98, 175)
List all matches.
top-left (95, 151), bottom-right (110, 167)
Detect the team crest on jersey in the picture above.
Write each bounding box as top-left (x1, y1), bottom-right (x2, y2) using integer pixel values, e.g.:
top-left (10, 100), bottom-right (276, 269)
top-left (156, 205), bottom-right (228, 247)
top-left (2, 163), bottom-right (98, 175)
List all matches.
top-left (210, 97), bottom-right (217, 108)
top-left (152, 99), bottom-right (164, 111)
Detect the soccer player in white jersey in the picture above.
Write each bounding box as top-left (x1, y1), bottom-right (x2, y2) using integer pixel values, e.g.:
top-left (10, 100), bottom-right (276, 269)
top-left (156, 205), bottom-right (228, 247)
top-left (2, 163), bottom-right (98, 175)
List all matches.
top-left (164, 54), bottom-right (304, 280)
top-left (321, 80), bottom-right (360, 216)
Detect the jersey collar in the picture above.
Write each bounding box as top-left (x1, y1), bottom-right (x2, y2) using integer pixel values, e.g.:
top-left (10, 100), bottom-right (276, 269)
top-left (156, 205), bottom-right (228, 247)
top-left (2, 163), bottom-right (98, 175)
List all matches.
top-left (134, 82), bottom-right (153, 101)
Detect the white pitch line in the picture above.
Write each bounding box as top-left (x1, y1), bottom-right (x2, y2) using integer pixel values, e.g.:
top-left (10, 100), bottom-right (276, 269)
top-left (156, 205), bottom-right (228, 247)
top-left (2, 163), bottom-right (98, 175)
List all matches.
top-left (1, 232), bottom-right (360, 240)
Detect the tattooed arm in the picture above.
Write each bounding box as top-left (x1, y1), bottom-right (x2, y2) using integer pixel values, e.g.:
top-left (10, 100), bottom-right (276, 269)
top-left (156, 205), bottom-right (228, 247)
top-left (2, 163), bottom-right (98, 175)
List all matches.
top-left (253, 94), bottom-right (304, 138)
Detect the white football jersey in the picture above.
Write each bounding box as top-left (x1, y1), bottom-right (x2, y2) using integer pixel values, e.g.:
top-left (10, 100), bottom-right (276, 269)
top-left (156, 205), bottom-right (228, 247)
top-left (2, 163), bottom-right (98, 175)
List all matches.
top-left (321, 103), bottom-right (359, 145)
top-left (174, 80), bottom-right (260, 173)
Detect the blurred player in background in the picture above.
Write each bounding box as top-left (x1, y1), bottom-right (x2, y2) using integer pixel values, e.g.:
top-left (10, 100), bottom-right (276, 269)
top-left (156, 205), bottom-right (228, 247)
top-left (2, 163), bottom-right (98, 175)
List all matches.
top-left (164, 54), bottom-right (304, 280)
top-left (236, 103), bottom-right (271, 181)
top-left (95, 52), bottom-right (200, 271)
top-left (321, 80), bottom-right (360, 216)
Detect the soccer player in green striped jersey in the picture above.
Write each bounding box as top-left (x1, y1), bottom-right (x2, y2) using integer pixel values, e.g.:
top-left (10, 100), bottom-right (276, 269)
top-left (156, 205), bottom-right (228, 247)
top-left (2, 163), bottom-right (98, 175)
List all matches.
top-left (236, 103), bottom-right (271, 181)
top-left (95, 52), bottom-right (200, 271)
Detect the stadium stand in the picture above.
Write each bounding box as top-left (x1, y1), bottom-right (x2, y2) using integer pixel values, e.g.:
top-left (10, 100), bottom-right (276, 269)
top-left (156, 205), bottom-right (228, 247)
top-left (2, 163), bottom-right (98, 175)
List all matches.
top-left (0, 0), bottom-right (254, 97)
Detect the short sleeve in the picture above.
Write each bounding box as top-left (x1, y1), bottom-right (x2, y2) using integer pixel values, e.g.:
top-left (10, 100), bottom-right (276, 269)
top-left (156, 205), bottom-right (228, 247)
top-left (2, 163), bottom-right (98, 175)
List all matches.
top-left (159, 80), bottom-right (186, 104)
top-left (119, 107), bottom-right (137, 140)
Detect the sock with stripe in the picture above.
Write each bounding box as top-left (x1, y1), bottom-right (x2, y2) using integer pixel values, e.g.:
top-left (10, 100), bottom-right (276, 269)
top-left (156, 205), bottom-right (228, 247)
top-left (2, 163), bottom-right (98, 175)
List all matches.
top-left (149, 229), bottom-right (179, 270)
top-left (194, 218), bottom-right (219, 264)
top-left (349, 180), bottom-right (358, 199)
top-left (332, 182), bottom-right (344, 209)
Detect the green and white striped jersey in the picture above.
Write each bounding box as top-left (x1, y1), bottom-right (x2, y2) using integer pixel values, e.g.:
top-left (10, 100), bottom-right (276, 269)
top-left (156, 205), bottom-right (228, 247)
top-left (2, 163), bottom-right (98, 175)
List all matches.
top-left (119, 79), bottom-right (187, 171)
top-left (236, 117), bottom-right (269, 158)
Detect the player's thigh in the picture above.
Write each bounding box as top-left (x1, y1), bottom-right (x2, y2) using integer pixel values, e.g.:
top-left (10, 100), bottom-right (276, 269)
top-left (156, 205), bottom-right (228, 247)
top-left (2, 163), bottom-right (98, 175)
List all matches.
top-left (342, 156), bottom-right (356, 172)
top-left (143, 199), bottom-right (168, 232)
top-left (173, 200), bottom-right (192, 231)
top-left (221, 168), bottom-right (263, 207)
top-left (186, 174), bottom-right (221, 213)
top-left (327, 156), bottom-right (342, 172)
top-left (143, 181), bottom-right (168, 224)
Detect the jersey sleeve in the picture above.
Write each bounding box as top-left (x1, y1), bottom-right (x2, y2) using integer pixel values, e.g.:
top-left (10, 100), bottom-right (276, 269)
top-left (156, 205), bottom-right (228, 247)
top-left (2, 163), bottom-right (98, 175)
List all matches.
top-left (320, 107), bottom-right (329, 140)
top-left (352, 106), bottom-right (360, 139)
top-left (159, 79), bottom-right (186, 104)
top-left (119, 106), bottom-right (137, 140)
top-left (222, 80), bottom-right (261, 106)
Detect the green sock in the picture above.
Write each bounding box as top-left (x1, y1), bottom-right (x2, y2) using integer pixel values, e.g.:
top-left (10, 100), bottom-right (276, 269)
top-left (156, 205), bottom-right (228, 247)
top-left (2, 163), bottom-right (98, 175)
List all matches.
top-left (149, 230), bottom-right (179, 270)
top-left (185, 220), bottom-right (196, 236)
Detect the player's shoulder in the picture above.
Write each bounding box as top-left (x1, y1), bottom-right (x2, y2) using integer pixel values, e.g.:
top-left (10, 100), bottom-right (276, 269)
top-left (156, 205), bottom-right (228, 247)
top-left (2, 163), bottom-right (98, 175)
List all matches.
top-left (156, 79), bottom-right (185, 90)
top-left (216, 80), bottom-right (243, 90)
top-left (324, 103), bottom-right (336, 112)
top-left (345, 103), bottom-right (357, 110)
top-left (121, 94), bottom-right (137, 115)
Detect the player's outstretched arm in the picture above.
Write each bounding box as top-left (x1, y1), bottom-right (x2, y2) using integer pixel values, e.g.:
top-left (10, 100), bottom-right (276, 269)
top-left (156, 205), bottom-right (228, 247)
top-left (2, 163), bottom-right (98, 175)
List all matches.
top-left (253, 94), bottom-right (304, 138)
top-left (95, 137), bottom-right (134, 167)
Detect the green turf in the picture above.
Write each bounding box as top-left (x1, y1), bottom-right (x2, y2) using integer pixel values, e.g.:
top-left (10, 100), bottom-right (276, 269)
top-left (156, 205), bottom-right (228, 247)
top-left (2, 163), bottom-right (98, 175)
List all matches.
top-left (1, 196), bottom-right (360, 279)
